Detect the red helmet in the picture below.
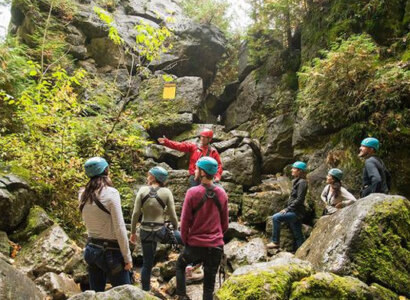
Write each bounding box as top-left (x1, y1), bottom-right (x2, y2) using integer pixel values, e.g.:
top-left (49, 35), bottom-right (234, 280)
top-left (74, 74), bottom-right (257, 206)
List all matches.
top-left (200, 129), bottom-right (213, 140)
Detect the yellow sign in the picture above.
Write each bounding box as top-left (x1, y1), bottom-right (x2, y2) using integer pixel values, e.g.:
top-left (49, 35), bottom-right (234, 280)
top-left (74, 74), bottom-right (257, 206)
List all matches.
top-left (163, 83), bottom-right (176, 99)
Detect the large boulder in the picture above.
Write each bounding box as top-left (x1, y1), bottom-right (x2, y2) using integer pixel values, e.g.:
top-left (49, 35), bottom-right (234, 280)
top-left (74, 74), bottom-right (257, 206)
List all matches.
top-left (0, 259), bottom-right (44, 300)
top-left (0, 174), bottom-right (33, 232)
top-left (224, 238), bottom-right (267, 271)
top-left (67, 284), bottom-right (158, 300)
top-left (261, 114), bottom-right (294, 173)
top-left (290, 272), bottom-right (373, 299)
top-left (15, 224), bottom-right (80, 278)
top-left (242, 190), bottom-right (288, 224)
top-left (296, 194), bottom-right (410, 296)
top-left (35, 272), bottom-right (81, 300)
top-left (219, 182), bottom-right (243, 219)
top-left (10, 205), bottom-right (54, 243)
top-left (216, 253), bottom-right (314, 299)
top-left (220, 144), bottom-right (261, 188)
top-left (224, 222), bottom-right (257, 242)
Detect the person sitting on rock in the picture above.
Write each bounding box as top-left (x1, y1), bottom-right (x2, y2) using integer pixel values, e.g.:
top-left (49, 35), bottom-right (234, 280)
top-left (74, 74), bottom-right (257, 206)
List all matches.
top-left (175, 157), bottom-right (229, 300)
top-left (79, 157), bottom-right (132, 292)
top-left (158, 129), bottom-right (223, 187)
top-left (321, 168), bottom-right (356, 215)
top-left (129, 166), bottom-right (180, 292)
top-left (267, 161), bottom-right (307, 251)
top-left (359, 137), bottom-right (390, 197)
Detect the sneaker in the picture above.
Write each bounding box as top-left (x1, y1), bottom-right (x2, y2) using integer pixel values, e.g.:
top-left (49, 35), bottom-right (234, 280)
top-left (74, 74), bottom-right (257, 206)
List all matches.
top-left (185, 265), bottom-right (194, 278)
top-left (186, 265), bottom-right (204, 284)
top-left (266, 242), bottom-right (280, 249)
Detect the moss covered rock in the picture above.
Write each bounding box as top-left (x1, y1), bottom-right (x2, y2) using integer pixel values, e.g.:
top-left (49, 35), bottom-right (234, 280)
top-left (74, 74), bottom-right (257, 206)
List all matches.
top-left (67, 284), bottom-right (158, 300)
top-left (290, 272), bottom-right (372, 300)
top-left (10, 205), bottom-right (54, 243)
top-left (216, 254), bottom-right (314, 300)
top-left (296, 194), bottom-right (410, 296)
top-left (369, 283), bottom-right (399, 300)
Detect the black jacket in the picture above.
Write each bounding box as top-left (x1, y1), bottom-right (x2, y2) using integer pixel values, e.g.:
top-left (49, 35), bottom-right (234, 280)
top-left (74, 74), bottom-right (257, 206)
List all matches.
top-left (286, 177), bottom-right (307, 218)
top-left (361, 156), bottom-right (389, 197)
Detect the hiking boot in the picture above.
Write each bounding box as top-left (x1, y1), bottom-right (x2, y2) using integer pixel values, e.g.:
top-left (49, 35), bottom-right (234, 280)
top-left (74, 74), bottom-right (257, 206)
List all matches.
top-left (266, 242), bottom-right (280, 249)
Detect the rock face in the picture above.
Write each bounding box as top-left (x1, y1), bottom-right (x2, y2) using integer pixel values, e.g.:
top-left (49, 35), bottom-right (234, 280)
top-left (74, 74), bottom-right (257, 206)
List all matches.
top-left (35, 272), bottom-right (81, 300)
top-left (0, 259), bottom-right (44, 300)
top-left (220, 144), bottom-right (261, 188)
top-left (296, 194), bottom-right (410, 296)
top-left (15, 224), bottom-right (80, 278)
top-left (67, 284), bottom-right (158, 300)
top-left (0, 232), bottom-right (10, 257)
top-left (10, 205), bottom-right (54, 243)
top-left (0, 174), bottom-right (32, 232)
top-left (216, 254), bottom-right (314, 299)
top-left (290, 272), bottom-right (373, 299)
top-left (224, 238), bottom-right (267, 271)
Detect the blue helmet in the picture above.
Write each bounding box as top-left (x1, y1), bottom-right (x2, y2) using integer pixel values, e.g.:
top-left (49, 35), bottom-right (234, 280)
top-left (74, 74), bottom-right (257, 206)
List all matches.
top-left (328, 168), bottom-right (343, 181)
top-left (84, 157), bottom-right (109, 178)
top-left (196, 156), bottom-right (218, 175)
top-left (361, 137), bottom-right (379, 151)
top-left (292, 161), bottom-right (307, 171)
top-left (149, 166), bottom-right (168, 183)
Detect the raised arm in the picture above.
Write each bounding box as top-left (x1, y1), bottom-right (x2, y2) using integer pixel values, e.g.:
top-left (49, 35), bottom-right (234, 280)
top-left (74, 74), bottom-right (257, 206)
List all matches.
top-left (159, 137), bottom-right (197, 153)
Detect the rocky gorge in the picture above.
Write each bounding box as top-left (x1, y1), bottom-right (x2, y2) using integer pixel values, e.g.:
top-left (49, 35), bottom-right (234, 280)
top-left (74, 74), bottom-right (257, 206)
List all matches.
top-left (1, 0), bottom-right (410, 299)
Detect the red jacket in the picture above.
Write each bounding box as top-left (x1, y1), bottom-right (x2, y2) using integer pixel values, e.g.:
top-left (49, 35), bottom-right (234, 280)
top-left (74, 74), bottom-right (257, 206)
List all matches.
top-left (162, 138), bottom-right (223, 181)
top-left (180, 184), bottom-right (229, 247)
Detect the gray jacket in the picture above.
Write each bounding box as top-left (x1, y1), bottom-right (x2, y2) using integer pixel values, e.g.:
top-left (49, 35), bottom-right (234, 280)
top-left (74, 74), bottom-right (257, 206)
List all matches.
top-left (361, 156), bottom-right (389, 197)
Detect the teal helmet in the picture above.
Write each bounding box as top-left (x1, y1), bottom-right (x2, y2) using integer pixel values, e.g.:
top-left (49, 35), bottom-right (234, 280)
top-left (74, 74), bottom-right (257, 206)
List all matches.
top-left (149, 166), bottom-right (168, 183)
top-left (361, 137), bottom-right (379, 151)
top-left (84, 157), bottom-right (109, 178)
top-left (328, 168), bottom-right (343, 181)
top-left (196, 156), bottom-right (218, 175)
top-left (292, 161), bottom-right (307, 171)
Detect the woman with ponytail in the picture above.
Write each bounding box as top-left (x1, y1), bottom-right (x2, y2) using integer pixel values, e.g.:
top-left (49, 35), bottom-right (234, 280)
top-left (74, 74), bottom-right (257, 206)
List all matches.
top-left (321, 168), bottom-right (356, 215)
top-left (80, 157), bottom-right (132, 292)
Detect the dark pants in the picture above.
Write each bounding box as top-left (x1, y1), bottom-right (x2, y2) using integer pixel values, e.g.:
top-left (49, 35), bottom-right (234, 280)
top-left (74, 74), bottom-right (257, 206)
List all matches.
top-left (140, 229), bottom-right (183, 291)
top-left (176, 245), bottom-right (222, 300)
top-left (272, 211), bottom-right (304, 249)
top-left (83, 244), bottom-right (131, 292)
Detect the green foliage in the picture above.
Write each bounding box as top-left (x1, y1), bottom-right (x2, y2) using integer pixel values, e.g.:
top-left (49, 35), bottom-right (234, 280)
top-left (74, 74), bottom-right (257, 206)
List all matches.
top-left (93, 7), bottom-right (124, 45)
top-left (181, 0), bottom-right (231, 34)
top-left (297, 34), bottom-right (410, 135)
top-left (134, 21), bottom-right (173, 63)
top-left (246, 0), bottom-right (305, 64)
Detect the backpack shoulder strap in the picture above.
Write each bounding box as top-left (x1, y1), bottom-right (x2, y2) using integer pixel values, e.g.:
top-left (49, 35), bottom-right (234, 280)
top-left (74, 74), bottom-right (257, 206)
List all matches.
top-left (79, 198), bottom-right (110, 215)
top-left (141, 186), bottom-right (166, 209)
top-left (192, 184), bottom-right (222, 217)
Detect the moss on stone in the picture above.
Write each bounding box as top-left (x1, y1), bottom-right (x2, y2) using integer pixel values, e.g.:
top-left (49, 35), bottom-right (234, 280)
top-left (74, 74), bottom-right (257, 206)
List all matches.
top-left (370, 283), bottom-right (399, 300)
top-left (290, 272), bottom-right (372, 300)
top-left (352, 198), bottom-right (410, 296)
top-left (216, 263), bottom-right (313, 300)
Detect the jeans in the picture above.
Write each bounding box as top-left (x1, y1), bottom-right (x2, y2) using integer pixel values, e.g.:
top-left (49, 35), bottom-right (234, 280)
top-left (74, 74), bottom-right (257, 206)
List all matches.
top-left (140, 229), bottom-right (183, 291)
top-left (272, 211), bottom-right (304, 249)
top-left (83, 244), bottom-right (131, 292)
top-left (176, 245), bottom-right (222, 300)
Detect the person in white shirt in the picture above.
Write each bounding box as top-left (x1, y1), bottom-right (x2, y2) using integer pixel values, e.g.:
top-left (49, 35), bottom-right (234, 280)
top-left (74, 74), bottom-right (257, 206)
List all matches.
top-left (321, 168), bottom-right (356, 215)
top-left (79, 157), bottom-right (132, 292)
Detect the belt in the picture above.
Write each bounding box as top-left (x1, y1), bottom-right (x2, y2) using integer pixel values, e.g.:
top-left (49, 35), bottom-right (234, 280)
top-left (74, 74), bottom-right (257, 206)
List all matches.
top-left (87, 237), bottom-right (120, 250)
top-left (141, 222), bottom-right (164, 227)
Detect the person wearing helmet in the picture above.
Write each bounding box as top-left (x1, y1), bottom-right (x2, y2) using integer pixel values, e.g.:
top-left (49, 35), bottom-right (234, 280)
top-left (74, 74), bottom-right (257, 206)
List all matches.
top-left (321, 168), bottom-right (356, 215)
top-left (158, 129), bottom-right (223, 186)
top-left (175, 157), bottom-right (229, 300)
top-left (129, 166), bottom-right (179, 292)
top-left (267, 161), bottom-right (308, 250)
top-left (359, 137), bottom-right (390, 197)
top-left (79, 157), bottom-right (132, 292)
